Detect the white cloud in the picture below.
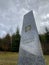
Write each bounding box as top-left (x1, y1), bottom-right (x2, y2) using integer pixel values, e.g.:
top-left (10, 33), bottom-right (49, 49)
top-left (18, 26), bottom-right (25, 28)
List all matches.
top-left (41, 14), bottom-right (49, 20)
top-left (0, 30), bottom-right (7, 38)
top-left (0, 0), bottom-right (49, 37)
top-left (41, 22), bottom-right (49, 27)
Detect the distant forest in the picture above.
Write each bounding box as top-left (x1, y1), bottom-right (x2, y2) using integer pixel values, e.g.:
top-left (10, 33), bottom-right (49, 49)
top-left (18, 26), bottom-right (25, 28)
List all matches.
top-left (39, 28), bottom-right (49, 55)
top-left (0, 27), bottom-right (21, 52)
top-left (0, 27), bottom-right (49, 55)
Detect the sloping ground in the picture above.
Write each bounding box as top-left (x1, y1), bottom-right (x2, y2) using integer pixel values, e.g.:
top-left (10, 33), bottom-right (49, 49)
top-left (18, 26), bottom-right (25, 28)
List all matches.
top-left (0, 52), bottom-right (49, 65)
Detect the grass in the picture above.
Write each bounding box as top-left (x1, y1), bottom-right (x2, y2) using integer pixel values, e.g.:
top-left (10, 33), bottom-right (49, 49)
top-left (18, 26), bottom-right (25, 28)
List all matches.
top-left (0, 52), bottom-right (49, 65)
top-left (0, 52), bottom-right (18, 65)
top-left (44, 55), bottom-right (49, 65)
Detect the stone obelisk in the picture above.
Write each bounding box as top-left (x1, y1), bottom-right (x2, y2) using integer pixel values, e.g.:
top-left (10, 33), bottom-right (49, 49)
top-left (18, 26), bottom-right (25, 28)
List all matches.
top-left (18, 11), bottom-right (45, 65)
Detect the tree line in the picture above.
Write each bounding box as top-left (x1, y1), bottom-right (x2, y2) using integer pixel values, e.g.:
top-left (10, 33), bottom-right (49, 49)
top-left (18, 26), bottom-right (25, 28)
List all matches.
top-left (39, 28), bottom-right (49, 54)
top-left (0, 27), bottom-right (49, 54)
top-left (0, 28), bottom-right (21, 52)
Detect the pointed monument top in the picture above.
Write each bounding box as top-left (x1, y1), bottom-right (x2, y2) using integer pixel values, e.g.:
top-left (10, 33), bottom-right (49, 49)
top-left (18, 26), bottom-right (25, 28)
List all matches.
top-left (24, 10), bottom-right (33, 17)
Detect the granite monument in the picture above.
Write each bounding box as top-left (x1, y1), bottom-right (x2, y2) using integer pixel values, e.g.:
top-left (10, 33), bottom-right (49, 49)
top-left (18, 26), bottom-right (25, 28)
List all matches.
top-left (18, 11), bottom-right (45, 65)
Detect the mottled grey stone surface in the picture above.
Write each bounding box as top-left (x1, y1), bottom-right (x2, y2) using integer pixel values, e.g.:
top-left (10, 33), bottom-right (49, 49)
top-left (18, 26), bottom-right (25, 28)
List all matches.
top-left (18, 11), bottom-right (45, 65)
top-left (18, 48), bottom-right (45, 65)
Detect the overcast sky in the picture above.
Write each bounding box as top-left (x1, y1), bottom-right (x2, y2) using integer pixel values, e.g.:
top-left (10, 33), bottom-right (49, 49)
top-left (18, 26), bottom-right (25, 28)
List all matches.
top-left (0, 0), bottom-right (49, 38)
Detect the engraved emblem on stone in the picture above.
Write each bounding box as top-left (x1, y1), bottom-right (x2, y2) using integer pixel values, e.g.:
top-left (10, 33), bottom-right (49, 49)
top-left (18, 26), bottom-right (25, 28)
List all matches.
top-left (25, 25), bottom-right (31, 32)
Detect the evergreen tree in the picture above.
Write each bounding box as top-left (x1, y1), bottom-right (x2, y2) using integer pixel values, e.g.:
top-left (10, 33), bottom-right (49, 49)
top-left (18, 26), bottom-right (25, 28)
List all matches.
top-left (12, 27), bottom-right (21, 52)
top-left (45, 27), bottom-right (49, 43)
top-left (2, 34), bottom-right (11, 51)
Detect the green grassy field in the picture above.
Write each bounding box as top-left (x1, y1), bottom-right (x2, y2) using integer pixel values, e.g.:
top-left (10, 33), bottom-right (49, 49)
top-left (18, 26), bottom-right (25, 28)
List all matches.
top-left (0, 52), bottom-right (49, 65)
top-left (45, 55), bottom-right (49, 65)
top-left (0, 52), bottom-right (18, 65)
